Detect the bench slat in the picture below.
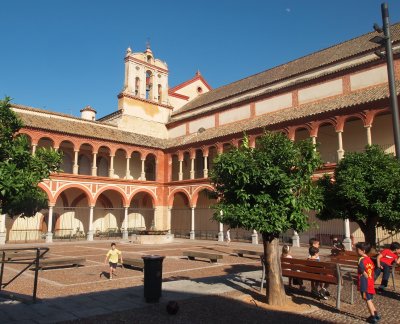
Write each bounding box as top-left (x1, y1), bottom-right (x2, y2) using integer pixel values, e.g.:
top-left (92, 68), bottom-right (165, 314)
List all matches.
top-left (281, 258), bottom-right (337, 270)
top-left (183, 250), bottom-right (223, 263)
top-left (183, 251), bottom-right (223, 259)
top-left (234, 249), bottom-right (263, 257)
top-left (281, 263), bottom-right (338, 275)
top-left (282, 269), bottom-right (338, 284)
top-left (38, 257), bottom-right (86, 268)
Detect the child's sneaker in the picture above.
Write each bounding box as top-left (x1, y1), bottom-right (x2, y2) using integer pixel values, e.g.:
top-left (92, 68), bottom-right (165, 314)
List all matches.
top-left (366, 315), bottom-right (378, 323)
top-left (311, 289), bottom-right (320, 299)
top-left (109, 276), bottom-right (113, 280)
top-left (321, 287), bottom-right (330, 297)
top-left (377, 285), bottom-right (386, 291)
top-left (374, 312), bottom-right (381, 321)
top-left (319, 289), bottom-right (328, 300)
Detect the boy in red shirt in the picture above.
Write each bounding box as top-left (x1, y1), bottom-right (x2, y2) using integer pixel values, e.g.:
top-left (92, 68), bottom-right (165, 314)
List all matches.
top-left (356, 242), bottom-right (380, 323)
top-left (374, 242), bottom-right (400, 290)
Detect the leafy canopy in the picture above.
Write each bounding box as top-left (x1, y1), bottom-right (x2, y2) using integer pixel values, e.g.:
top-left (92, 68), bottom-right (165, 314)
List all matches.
top-left (210, 132), bottom-right (322, 236)
top-left (317, 145), bottom-right (400, 233)
top-left (0, 97), bottom-right (62, 217)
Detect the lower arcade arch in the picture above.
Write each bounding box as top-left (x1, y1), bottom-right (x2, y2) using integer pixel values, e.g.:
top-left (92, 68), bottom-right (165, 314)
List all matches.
top-left (194, 189), bottom-right (219, 240)
top-left (170, 192), bottom-right (191, 238)
top-left (127, 192), bottom-right (155, 231)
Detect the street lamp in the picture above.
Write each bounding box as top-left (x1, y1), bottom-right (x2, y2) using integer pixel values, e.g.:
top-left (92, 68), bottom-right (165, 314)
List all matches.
top-left (370, 2), bottom-right (400, 159)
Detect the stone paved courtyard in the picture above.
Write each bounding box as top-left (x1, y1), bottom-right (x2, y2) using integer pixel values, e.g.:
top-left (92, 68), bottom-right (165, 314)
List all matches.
top-left (0, 239), bottom-right (399, 323)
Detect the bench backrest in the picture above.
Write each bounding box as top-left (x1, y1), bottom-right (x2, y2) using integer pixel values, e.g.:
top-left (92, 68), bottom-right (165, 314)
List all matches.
top-left (281, 258), bottom-right (340, 284)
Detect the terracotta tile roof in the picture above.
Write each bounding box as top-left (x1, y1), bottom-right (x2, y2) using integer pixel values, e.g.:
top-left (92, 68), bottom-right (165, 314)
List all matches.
top-left (166, 82), bottom-right (399, 148)
top-left (13, 105), bottom-right (166, 149)
top-left (171, 23), bottom-right (400, 118)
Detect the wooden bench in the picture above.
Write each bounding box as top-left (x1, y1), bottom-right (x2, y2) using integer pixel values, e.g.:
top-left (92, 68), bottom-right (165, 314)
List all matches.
top-left (123, 257), bottom-right (144, 271)
top-left (34, 256), bottom-right (86, 270)
top-left (183, 251), bottom-right (223, 263)
top-left (4, 251), bottom-right (41, 260)
top-left (275, 257), bottom-right (343, 309)
top-left (233, 249), bottom-right (263, 257)
top-left (329, 251), bottom-right (397, 292)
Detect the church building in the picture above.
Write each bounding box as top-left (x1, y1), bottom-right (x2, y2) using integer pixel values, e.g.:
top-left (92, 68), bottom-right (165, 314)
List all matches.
top-left (3, 24), bottom-right (400, 246)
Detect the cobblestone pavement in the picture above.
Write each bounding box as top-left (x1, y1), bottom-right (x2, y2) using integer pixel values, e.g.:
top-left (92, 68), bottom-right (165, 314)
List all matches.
top-left (0, 239), bottom-right (398, 323)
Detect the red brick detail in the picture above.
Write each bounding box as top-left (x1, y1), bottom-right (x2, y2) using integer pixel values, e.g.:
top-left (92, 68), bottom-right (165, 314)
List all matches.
top-left (250, 102), bottom-right (256, 118)
top-left (394, 60), bottom-right (400, 80)
top-left (215, 113), bottom-right (220, 127)
top-left (186, 123), bottom-right (190, 135)
top-left (202, 146), bottom-right (209, 157)
top-left (342, 75), bottom-right (351, 94)
top-left (292, 90), bottom-right (299, 107)
top-left (335, 116), bottom-right (346, 132)
top-left (125, 56), bottom-right (168, 73)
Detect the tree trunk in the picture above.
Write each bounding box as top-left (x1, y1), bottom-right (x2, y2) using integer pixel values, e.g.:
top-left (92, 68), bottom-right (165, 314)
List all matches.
top-left (262, 233), bottom-right (287, 306)
top-left (357, 219), bottom-right (377, 250)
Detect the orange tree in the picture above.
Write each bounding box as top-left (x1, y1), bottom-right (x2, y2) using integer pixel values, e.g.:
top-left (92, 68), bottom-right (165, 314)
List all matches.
top-left (317, 145), bottom-right (400, 248)
top-left (0, 97), bottom-right (62, 217)
top-left (210, 132), bottom-right (322, 305)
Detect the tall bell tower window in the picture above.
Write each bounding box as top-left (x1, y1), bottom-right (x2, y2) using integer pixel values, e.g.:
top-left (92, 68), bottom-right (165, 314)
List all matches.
top-left (158, 84), bottom-right (162, 103)
top-left (135, 77), bottom-right (140, 96)
top-left (146, 71), bottom-right (153, 100)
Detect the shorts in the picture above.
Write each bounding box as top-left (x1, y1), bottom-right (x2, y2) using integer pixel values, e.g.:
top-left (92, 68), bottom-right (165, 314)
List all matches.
top-left (109, 262), bottom-right (118, 269)
top-left (360, 292), bottom-right (374, 301)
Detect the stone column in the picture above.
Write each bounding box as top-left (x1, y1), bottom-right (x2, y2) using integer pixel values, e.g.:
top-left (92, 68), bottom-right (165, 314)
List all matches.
top-left (91, 152), bottom-right (97, 176)
top-left (218, 222), bottom-right (224, 242)
top-left (153, 207), bottom-right (157, 229)
top-left (366, 125), bottom-right (372, 146)
top-left (178, 159), bottom-right (183, 181)
top-left (337, 131), bottom-right (344, 161)
top-left (337, 133), bottom-right (352, 250)
top-left (203, 155), bottom-right (209, 178)
top-left (292, 230), bottom-right (300, 247)
top-left (251, 229), bottom-right (259, 245)
top-left (343, 219), bottom-right (352, 251)
top-left (190, 156), bottom-right (195, 179)
top-left (190, 207), bottom-right (195, 240)
top-left (46, 205), bottom-right (54, 243)
top-left (140, 158), bottom-right (146, 180)
top-left (167, 207), bottom-right (172, 234)
top-left (73, 150), bottom-right (79, 174)
top-left (123, 207), bottom-right (129, 240)
top-left (109, 155), bottom-right (115, 178)
top-left (31, 143), bottom-right (37, 155)
top-left (311, 136), bottom-right (317, 152)
top-left (0, 214), bottom-right (6, 245)
top-left (87, 206), bottom-right (94, 241)
top-left (125, 157), bottom-right (131, 179)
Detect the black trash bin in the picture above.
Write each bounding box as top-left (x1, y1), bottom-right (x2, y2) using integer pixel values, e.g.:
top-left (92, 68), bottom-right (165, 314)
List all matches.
top-left (142, 255), bottom-right (165, 303)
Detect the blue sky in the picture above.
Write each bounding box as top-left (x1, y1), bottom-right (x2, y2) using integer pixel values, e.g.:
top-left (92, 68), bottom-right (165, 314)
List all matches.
top-left (1, 0), bottom-right (400, 117)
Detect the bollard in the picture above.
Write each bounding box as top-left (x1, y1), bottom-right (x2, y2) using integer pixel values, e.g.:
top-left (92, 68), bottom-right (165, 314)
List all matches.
top-left (142, 255), bottom-right (165, 303)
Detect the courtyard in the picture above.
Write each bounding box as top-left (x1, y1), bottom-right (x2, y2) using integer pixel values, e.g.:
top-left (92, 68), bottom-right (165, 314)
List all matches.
top-left (0, 239), bottom-right (398, 323)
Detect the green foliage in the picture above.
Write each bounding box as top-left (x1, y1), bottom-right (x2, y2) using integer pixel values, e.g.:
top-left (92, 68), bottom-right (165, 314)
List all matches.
top-left (317, 145), bottom-right (400, 241)
top-left (210, 132), bottom-right (323, 237)
top-left (0, 97), bottom-right (62, 217)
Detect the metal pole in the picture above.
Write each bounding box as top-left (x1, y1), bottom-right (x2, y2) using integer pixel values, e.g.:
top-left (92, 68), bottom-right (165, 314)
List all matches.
top-left (381, 2), bottom-right (400, 159)
top-left (33, 248), bottom-right (40, 302)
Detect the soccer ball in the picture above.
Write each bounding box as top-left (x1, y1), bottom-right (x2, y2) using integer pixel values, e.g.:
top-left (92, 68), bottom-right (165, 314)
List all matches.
top-left (166, 300), bottom-right (179, 315)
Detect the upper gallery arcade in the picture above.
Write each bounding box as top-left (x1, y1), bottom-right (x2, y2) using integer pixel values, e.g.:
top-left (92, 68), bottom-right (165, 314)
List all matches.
top-left (5, 23), bottom-right (400, 244)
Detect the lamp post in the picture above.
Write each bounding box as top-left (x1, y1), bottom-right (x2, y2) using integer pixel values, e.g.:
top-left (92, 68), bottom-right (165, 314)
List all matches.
top-left (370, 2), bottom-right (400, 159)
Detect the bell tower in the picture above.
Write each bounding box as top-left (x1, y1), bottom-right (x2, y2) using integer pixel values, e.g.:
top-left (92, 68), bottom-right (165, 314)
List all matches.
top-left (119, 44), bottom-right (170, 112)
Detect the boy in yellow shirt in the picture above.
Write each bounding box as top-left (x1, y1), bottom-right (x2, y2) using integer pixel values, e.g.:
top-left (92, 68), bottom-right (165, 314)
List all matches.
top-left (104, 242), bottom-right (123, 280)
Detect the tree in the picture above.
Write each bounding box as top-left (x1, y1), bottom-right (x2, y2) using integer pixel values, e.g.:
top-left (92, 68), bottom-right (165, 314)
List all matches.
top-left (317, 145), bottom-right (400, 248)
top-left (210, 132), bottom-right (322, 305)
top-left (0, 97), bottom-right (62, 217)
